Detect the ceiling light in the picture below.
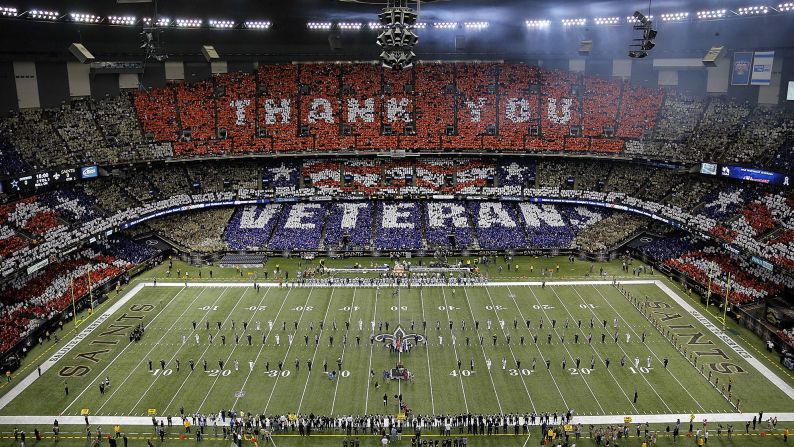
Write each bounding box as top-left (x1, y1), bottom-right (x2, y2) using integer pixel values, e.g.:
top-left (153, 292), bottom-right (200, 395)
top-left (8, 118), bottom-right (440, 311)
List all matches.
top-left (464, 21), bottom-right (489, 29)
top-left (696, 9), bottom-right (727, 19)
top-left (146, 17), bottom-right (170, 26)
top-left (307, 21), bottom-right (332, 30)
top-left (108, 15), bottom-right (135, 25)
top-left (70, 13), bottom-right (101, 23)
top-left (594, 17), bottom-right (620, 25)
top-left (0, 6), bottom-right (17, 17)
top-left (28, 9), bottom-right (58, 20)
top-left (660, 12), bottom-right (689, 21)
top-left (338, 21), bottom-right (362, 30)
top-left (245, 20), bottom-right (271, 29)
top-left (175, 18), bottom-right (202, 28)
top-left (525, 19), bottom-right (551, 28)
top-left (736, 5), bottom-right (769, 14)
top-left (209, 19), bottom-right (234, 28)
top-left (561, 18), bottom-right (586, 26)
top-left (432, 21), bottom-right (457, 29)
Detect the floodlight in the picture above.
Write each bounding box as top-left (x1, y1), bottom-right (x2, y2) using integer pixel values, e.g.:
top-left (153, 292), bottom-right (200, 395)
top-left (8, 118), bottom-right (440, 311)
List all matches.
top-left (463, 21), bottom-right (489, 29)
top-left (244, 20), bottom-right (272, 29)
top-left (209, 19), bottom-right (234, 29)
top-left (28, 9), bottom-right (58, 20)
top-left (70, 13), bottom-right (101, 23)
top-left (109, 15), bottom-right (136, 25)
top-left (1, 6), bottom-right (17, 17)
top-left (594, 17), bottom-right (620, 25)
top-left (307, 21), bottom-right (332, 30)
top-left (736, 6), bottom-right (769, 14)
top-left (525, 19), bottom-right (551, 28)
top-left (660, 12), bottom-right (689, 21)
top-left (433, 21), bottom-right (457, 29)
top-left (338, 22), bottom-right (363, 30)
top-left (145, 17), bottom-right (170, 26)
top-left (175, 18), bottom-right (202, 28)
top-left (561, 18), bottom-right (586, 26)
top-left (696, 9), bottom-right (727, 19)
top-left (780, 3), bottom-right (794, 11)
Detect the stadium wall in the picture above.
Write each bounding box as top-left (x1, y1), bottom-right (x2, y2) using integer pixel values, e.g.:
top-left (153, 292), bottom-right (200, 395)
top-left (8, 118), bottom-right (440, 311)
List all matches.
top-left (4, 56), bottom-right (792, 110)
top-left (0, 61), bottom-right (17, 116)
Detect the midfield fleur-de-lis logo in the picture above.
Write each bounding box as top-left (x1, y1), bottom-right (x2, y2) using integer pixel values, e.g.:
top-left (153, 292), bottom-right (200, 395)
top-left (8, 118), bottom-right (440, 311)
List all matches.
top-left (374, 326), bottom-right (425, 352)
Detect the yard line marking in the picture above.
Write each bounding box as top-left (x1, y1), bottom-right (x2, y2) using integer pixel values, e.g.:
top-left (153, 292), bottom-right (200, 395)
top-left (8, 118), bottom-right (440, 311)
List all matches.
top-left (397, 286), bottom-right (401, 404)
top-left (438, 286), bottom-right (471, 413)
top-left (60, 285), bottom-right (193, 415)
top-left (262, 287), bottom-right (318, 414)
top-left (587, 285), bottom-right (705, 413)
top-left (363, 287), bottom-right (380, 415)
top-left (231, 287), bottom-right (292, 411)
top-left (121, 289), bottom-right (235, 413)
top-left (418, 288), bottom-right (436, 415)
top-left (526, 285), bottom-right (605, 414)
top-left (191, 286), bottom-right (270, 413)
top-left (126, 286), bottom-right (240, 415)
top-left (504, 285), bottom-right (568, 410)
top-left (455, 286), bottom-right (506, 414)
top-left (330, 287), bottom-right (357, 415)
top-left (296, 288), bottom-right (337, 415)
top-left (477, 286), bottom-right (537, 413)
top-left (546, 286), bottom-right (642, 413)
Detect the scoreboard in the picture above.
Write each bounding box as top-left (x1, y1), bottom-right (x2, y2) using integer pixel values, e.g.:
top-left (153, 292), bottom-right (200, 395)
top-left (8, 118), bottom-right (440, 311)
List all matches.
top-left (4, 166), bottom-right (86, 193)
top-left (700, 163), bottom-right (790, 187)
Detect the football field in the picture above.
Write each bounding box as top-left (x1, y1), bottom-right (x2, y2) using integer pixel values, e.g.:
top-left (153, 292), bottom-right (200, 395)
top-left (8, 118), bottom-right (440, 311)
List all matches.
top-left (1, 280), bottom-right (791, 421)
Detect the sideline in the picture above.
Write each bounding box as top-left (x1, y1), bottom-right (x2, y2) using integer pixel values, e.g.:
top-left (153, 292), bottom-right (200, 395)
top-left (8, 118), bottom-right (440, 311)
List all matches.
top-left (654, 280), bottom-right (794, 399)
top-left (0, 412), bottom-right (793, 427)
top-left (0, 283), bottom-right (147, 411)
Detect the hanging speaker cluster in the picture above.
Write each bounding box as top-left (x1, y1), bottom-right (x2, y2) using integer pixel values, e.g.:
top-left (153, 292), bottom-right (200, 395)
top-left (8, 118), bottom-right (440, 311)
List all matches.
top-left (628, 11), bottom-right (657, 58)
top-left (377, 4), bottom-right (419, 70)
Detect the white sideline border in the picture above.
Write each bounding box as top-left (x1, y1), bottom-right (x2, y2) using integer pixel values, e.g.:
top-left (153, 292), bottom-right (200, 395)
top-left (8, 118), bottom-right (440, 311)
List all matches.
top-left (0, 279), bottom-right (792, 425)
top-left (0, 412), bottom-right (793, 427)
top-left (0, 283), bottom-right (147, 412)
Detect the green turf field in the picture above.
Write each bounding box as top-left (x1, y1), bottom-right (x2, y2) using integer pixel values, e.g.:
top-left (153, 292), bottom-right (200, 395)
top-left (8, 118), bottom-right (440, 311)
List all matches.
top-left (1, 279), bottom-right (788, 420)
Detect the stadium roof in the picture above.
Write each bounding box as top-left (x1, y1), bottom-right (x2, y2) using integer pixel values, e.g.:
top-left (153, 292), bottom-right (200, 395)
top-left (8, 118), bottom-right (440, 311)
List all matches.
top-left (0, 0), bottom-right (791, 61)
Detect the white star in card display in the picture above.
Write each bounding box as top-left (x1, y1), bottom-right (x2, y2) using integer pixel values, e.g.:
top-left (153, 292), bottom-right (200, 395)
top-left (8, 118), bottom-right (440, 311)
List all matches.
top-left (504, 162), bottom-right (527, 181)
top-left (269, 163), bottom-right (293, 182)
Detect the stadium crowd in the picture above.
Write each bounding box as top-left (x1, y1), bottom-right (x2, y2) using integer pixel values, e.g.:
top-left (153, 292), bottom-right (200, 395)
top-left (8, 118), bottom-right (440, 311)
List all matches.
top-left (0, 62), bottom-right (789, 164)
top-left (0, 62), bottom-right (792, 363)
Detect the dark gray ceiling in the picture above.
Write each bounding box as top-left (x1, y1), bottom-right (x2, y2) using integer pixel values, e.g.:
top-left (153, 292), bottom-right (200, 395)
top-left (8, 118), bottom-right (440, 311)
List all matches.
top-left (1, 0), bottom-right (792, 62)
